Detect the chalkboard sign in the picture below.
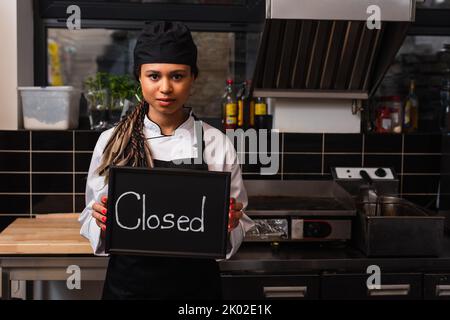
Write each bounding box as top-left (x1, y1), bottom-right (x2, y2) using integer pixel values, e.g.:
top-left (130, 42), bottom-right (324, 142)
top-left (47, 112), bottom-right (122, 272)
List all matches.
top-left (105, 166), bottom-right (231, 259)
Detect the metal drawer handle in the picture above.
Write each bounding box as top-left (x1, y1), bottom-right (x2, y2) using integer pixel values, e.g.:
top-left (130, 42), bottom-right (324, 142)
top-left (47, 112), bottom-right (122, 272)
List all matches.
top-left (436, 285), bottom-right (450, 297)
top-left (367, 284), bottom-right (410, 296)
top-left (263, 286), bottom-right (307, 298)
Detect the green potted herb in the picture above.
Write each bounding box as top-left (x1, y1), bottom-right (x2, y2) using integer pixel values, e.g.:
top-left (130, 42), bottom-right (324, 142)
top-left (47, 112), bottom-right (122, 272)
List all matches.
top-left (83, 72), bottom-right (110, 129)
top-left (84, 72), bottom-right (139, 129)
top-left (109, 74), bottom-right (138, 124)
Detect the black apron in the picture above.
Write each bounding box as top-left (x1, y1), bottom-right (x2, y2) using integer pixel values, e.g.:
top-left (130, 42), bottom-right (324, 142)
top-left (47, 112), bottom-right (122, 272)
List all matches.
top-left (102, 119), bottom-right (222, 300)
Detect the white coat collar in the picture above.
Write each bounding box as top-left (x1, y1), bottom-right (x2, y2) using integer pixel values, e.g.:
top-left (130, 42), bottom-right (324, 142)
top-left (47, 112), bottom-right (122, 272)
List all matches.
top-left (144, 106), bottom-right (194, 136)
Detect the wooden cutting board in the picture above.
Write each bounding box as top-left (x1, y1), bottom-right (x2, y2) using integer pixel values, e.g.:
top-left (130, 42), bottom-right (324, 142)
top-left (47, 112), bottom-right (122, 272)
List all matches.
top-left (0, 214), bottom-right (93, 255)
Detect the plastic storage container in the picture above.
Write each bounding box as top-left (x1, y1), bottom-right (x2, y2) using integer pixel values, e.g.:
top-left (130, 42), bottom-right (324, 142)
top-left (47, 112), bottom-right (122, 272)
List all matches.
top-left (18, 86), bottom-right (81, 130)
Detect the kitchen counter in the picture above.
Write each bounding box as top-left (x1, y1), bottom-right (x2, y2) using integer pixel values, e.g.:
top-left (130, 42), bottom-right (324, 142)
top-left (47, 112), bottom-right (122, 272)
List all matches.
top-left (0, 214), bottom-right (91, 254)
top-left (0, 214), bottom-right (105, 299)
top-left (1, 214), bottom-right (450, 299)
top-left (222, 240), bottom-right (450, 273)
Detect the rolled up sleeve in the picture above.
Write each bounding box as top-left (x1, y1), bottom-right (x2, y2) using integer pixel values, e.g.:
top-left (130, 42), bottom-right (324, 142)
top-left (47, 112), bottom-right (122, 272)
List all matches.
top-left (221, 136), bottom-right (255, 259)
top-left (78, 130), bottom-right (112, 256)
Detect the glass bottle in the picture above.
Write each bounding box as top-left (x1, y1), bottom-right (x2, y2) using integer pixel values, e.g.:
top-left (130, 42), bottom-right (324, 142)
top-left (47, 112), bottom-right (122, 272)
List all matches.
top-left (237, 81), bottom-right (246, 129)
top-left (440, 76), bottom-right (450, 132)
top-left (389, 96), bottom-right (403, 134)
top-left (222, 79), bottom-right (237, 130)
top-left (438, 44), bottom-right (450, 132)
top-left (376, 101), bottom-right (392, 133)
top-left (254, 96), bottom-right (268, 130)
top-left (403, 79), bottom-right (419, 133)
top-left (248, 81), bottom-right (255, 129)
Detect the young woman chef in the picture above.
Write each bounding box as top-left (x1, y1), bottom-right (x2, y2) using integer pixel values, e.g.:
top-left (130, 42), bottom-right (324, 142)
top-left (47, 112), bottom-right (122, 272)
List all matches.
top-left (78, 21), bottom-right (254, 300)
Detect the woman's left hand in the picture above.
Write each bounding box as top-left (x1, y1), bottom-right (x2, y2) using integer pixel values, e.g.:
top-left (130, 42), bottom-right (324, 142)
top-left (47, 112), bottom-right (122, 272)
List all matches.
top-left (228, 197), bottom-right (243, 232)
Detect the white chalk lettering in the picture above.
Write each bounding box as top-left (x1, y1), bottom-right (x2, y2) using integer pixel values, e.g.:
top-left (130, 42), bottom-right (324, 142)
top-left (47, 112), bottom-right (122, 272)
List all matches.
top-left (190, 196), bottom-right (205, 232)
top-left (115, 191), bottom-right (141, 230)
top-left (162, 214), bottom-right (175, 229)
top-left (142, 193), bottom-right (146, 231)
top-left (177, 215), bottom-right (190, 231)
top-left (115, 194), bottom-right (207, 232)
top-left (146, 214), bottom-right (160, 230)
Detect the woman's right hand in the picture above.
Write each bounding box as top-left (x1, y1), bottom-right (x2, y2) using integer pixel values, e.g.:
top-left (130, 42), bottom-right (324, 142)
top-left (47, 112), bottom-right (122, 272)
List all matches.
top-left (92, 196), bottom-right (108, 237)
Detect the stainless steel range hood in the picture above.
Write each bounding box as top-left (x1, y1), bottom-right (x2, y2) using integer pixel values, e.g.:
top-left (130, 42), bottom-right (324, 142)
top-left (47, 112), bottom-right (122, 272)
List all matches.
top-left (253, 0), bottom-right (417, 99)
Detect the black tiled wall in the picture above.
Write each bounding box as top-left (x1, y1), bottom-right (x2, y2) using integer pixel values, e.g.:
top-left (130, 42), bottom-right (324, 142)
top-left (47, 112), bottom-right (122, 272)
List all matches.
top-left (438, 134), bottom-right (450, 211)
top-left (239, 132), bottom-right (442, 211)
top-left (0, 130), bottom-right (442, 231)
top-left (0, 131), bottom-right (100, 231)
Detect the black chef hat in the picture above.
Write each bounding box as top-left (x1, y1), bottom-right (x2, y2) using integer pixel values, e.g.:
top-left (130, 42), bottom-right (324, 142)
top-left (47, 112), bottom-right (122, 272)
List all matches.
top-left (133, 21), bottom-right (198, 80)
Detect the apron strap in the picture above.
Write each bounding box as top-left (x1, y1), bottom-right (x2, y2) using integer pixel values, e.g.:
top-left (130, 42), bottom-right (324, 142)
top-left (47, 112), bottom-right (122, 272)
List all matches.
top-left (191, 113), bottom-right (206, 164)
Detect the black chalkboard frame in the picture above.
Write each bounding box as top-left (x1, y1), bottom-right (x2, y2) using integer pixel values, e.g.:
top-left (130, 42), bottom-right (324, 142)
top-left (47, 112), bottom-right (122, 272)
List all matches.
top-left (104, 165), bottom-right (231, 258)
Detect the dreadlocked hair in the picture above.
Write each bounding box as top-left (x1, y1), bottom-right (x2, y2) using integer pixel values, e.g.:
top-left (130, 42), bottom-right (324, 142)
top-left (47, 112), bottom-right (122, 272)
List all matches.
top-left (96, 101), bottom-right (154, 183)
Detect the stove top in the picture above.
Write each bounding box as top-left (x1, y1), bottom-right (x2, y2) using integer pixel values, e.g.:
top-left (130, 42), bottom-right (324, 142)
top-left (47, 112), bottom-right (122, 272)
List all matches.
top-left (247, 196), bottom-right (350, 211)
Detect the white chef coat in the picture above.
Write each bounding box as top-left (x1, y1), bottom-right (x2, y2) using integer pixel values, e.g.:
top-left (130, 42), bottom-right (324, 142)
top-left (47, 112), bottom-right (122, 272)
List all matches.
top-left (78, 107), bottom-right (254, 259)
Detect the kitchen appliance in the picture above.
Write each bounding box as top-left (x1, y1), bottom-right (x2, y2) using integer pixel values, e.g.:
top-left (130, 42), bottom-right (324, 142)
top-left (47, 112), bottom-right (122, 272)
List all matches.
top-left (244, 180), bottom-right (356, 242)
top-left (441, 134), bottom-right (450, 233)
top-left (250, 0), bottom-right (417, 133)
top-left (332, 167), bottom-right (445, 257)
top-left (331, 167), bottom-right (399, 197)
top-left (253, 0), bottom-right (417, 99)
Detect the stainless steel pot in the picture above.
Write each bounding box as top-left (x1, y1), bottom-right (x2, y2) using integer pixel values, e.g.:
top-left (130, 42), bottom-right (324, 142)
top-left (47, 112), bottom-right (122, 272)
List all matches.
top-left (376, 196), bottom-right (431, 217)
top-left (358, 195), bottom-right (433, 217)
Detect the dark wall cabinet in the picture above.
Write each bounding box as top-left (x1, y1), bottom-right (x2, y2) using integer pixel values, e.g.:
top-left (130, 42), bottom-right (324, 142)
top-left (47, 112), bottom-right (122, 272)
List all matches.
top-left (424, 274), bottom-right (450, 300)
top-left (321, 273), bottom-right (422, 300)
top-left (221, 275), bottom-right (320, 300)
top-left (222, 273), bottom-right (450, 300)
